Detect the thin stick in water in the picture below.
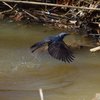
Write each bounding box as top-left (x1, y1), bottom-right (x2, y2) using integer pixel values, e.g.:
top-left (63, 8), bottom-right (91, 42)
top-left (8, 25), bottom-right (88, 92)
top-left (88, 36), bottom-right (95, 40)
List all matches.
top-left (39, 88), bottom-right (44, 100)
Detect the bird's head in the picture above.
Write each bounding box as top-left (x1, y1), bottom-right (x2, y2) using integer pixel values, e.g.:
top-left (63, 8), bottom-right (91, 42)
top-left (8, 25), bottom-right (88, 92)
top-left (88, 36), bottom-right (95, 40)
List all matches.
top-left (59, 32), bottom-right (70, 38)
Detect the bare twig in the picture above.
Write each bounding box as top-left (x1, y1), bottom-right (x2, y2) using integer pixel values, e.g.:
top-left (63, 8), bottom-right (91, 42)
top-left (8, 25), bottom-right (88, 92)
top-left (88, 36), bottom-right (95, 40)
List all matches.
top-left (22, 9), bottom-right (39, 20)
top-left (2, 1), bottom-right (13, 9)
top-left (90, 46), bottom-right (100, 52)
top-left (0, 0), bottom-right (100, 11)
top-left (2, 1), bottom-right (18, 13)
top-left (0, 9), bottom-right (12, 14)
top-left (39, 88), bottom-right (44, 100)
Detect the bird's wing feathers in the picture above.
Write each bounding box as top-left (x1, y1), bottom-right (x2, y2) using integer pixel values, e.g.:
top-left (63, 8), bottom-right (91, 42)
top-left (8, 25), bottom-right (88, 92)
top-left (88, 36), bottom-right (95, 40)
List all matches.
top-left (48, 41), bottom-right (74, 63)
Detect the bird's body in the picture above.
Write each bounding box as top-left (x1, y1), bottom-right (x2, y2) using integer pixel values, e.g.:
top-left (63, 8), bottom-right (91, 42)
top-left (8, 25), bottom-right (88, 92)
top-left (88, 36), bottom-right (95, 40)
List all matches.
top-left (31, 33), bottom-right (74, 63)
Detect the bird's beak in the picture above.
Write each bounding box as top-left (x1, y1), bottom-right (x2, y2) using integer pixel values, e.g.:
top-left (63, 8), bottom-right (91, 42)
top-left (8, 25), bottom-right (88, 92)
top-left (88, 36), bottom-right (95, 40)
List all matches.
top-left (65, 33), bottom-right (70, 36)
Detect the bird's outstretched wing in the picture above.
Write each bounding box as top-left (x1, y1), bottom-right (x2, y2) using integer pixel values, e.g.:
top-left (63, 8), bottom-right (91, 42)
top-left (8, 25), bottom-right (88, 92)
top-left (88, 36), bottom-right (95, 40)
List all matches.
top-left (48, 41), bottom-right (74, 63)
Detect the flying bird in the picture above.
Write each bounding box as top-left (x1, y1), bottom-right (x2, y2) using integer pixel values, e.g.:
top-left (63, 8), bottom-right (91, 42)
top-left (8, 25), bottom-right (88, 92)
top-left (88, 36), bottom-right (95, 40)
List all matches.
top-left (30, 32), bottom-right (74, 63)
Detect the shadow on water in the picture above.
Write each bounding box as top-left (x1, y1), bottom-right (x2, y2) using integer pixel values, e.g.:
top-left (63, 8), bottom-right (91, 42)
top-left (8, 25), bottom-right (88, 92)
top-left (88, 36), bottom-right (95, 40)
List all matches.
top-left (0, 20), bottom-right (100, 100)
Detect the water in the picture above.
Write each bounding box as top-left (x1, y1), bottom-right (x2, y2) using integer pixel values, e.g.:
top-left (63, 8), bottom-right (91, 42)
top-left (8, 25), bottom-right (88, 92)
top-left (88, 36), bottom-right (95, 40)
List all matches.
top-left (0, 20), bottom-right (100, 100)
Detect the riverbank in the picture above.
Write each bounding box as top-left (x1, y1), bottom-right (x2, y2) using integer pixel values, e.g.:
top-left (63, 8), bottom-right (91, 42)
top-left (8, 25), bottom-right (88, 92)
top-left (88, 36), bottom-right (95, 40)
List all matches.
top-left (0, 0), bottom-right (100, 44)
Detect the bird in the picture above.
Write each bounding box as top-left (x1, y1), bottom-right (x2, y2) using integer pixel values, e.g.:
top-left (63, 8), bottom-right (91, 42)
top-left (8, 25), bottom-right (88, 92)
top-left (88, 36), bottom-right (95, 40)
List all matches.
top-left (30, 32), bottom-right (74, 63)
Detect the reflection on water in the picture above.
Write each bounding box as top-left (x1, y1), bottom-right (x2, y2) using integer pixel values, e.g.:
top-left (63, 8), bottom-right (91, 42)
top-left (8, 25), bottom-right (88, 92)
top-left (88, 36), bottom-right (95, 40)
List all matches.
top-left (0, 20), bottom-right (100, 100)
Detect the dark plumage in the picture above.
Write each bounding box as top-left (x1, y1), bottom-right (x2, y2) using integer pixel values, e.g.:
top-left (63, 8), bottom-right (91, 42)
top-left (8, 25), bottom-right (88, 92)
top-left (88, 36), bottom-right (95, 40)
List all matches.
top-left (30, 32), bottom-right (74, 63)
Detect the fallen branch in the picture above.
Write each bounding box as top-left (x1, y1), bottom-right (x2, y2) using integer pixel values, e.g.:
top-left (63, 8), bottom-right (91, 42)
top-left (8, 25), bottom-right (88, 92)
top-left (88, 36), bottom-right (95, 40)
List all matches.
top-left (0, 9), bottom-right (12, 14)
top-left (22, 9), bottom-right (39, 20)
top-left (39, 88), bottom-right (44, 100)
top-left (2, 1), bottom-right (18, 13)
top-left (90, 46), bottom-right (100, 52)
top-left (2, 1), bottom-right (13, 9)
top-left (1, 0), bottom-right (100, 11)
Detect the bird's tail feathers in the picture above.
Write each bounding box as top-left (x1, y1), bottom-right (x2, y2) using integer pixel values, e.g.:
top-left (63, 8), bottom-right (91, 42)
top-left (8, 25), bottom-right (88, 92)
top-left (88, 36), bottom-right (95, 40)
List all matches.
top-left (31, 49), bottom-right (35, 53)
top-left (31, 41), bottom-right (46, 52)
top-left (30, 42), bottom-right (41, 49)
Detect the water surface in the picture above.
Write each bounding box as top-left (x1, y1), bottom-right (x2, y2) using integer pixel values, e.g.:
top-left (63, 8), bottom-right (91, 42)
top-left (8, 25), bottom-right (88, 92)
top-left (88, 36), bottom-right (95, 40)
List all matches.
top-left (0, 20), bottom-right (100, 100)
